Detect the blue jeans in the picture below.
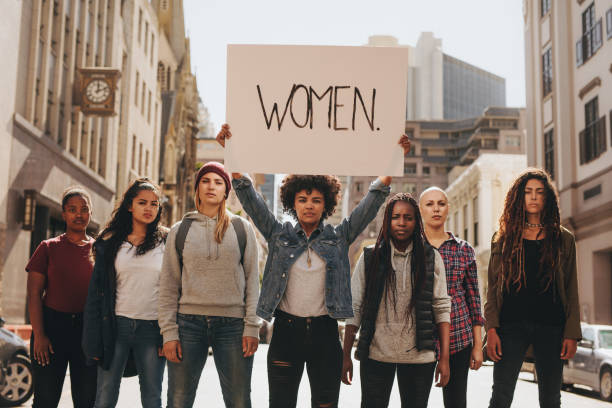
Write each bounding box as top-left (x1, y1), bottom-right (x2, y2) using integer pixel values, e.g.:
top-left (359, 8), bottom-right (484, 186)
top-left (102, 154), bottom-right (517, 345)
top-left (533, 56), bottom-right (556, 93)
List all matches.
top-left (489, 321), bottom-right (564, 408)
top-left (94, 317), bottom-right (165, 408)
top-left (167, 314), bottom-right (254, 408)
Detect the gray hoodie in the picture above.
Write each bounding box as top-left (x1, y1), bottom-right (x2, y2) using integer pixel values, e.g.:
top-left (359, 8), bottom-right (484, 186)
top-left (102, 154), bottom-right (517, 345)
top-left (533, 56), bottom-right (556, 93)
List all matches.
top-left (158, 211), bottom-right (261, 343)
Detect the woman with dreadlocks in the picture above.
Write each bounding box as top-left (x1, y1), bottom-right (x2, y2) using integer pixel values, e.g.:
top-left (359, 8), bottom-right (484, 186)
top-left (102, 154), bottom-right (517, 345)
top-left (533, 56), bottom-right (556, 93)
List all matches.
top-left (484, 169), bottom-right (581, 408)
top-left (341, 193), bottom-right (451, 408)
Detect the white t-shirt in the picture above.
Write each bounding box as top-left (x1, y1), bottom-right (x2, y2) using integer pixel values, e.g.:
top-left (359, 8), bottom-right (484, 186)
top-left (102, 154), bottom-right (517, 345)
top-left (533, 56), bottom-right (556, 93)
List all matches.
top-left (115, 241), bottom-right (165, 320)
top-left (278, 247), bottom-right (328, 317)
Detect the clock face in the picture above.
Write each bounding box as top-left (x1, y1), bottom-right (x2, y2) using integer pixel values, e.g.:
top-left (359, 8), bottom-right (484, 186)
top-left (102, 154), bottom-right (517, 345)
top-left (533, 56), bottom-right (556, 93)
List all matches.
top-left (85, 79), bottom-right (111, 104)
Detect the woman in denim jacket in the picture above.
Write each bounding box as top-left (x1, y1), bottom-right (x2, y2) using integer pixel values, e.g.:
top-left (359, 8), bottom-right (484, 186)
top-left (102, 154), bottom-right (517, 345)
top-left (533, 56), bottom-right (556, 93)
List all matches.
top-left (217, 124), bottom-right (410, 407)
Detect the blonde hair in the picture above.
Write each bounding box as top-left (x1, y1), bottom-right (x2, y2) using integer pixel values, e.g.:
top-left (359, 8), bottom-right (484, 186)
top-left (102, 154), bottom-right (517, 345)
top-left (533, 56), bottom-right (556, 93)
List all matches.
top-left (193, 188), bottom-right (230, 244)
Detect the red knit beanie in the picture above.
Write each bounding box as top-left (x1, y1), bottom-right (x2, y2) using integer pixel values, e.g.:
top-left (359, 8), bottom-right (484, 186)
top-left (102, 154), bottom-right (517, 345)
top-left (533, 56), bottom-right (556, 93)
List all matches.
top-left (194, 162), bottom-right (231, 197)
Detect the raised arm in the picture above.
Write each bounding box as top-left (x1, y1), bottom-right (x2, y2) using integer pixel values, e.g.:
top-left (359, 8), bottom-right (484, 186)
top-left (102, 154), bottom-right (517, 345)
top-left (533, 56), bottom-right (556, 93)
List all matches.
top-left (232, 176), bottom-right (282, 241)
top-left (336, 178), bottom-right (390, 244)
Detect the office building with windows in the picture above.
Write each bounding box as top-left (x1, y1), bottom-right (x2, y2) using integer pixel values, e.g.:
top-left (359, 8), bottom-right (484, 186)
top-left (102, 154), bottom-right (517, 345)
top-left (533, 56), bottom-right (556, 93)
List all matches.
top-left (524, 0), bottom-right (612, 324)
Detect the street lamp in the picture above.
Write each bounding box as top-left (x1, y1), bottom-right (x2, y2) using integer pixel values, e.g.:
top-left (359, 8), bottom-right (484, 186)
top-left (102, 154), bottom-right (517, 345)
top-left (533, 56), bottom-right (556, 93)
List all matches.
top-left (23, 190), bottom-right (36, 231)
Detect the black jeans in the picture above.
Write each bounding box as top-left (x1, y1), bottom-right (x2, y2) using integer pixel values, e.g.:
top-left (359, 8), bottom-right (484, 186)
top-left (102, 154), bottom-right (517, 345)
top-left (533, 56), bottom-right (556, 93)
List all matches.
top-left (30, 306), bottom-right (97, 408)
top-left (489, 321), bottom-right (564, 408)
top-left (267, 310), bottom-right (342, 408)
top-left (360, 358), bottom-right (436, 408)
top-left (443, 345), bottom-right (472, 408)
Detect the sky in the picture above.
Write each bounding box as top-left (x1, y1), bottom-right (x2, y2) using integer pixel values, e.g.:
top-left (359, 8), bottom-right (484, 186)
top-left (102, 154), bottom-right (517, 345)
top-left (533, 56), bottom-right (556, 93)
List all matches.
top-left (183, 0), bottom-right (526, 131)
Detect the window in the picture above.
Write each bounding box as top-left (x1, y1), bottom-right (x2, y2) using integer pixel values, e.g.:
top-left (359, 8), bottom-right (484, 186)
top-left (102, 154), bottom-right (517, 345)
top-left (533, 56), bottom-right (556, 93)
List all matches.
top-left (544, 129), bottom-right (555, 179)
top-left (506, 135), bottom-right (521, 147)
top-left (607, 8), bottom-right (612, 39)
top-left (355, 182), bottom-right (362, 192)
top-left (151, 34), bottom-right (155, 65)
top-left (541, 0), bottom-right (550, 17)
top-left (453, 211), bottom-right (458, 235)
top-left (423, 166), bottom-right (430, 175)
top-left (145, 150), bottom-right (150, 177)
top-left (147, 90), bottom-right (151, 123)
top-left (542, 48), bottom-right (552, 96)
top-left (134, 71), bottom-right (139, 106)
top-left (138, 142), bottom-right (143, 174)
top-left (463, 205), bottom-right (468, 241)
top-left (404, 163), bottom-right (417, 175)
top-left (131, 135), bottom-right (136, 169)
top-left (141, 81), bottom-right (145, 115)
top-left (577, 3), bottom-right (603, 65)
top-left (144, 22), bottom-right (149, 54)
top-left (579, 97), bottom-right (607, 164)
top-left (421, 148), bottom-right (428, 156)
top-left (138, 8), bottom-right (142, 43)
top-left (404, 183), bottom-right (417, 195)
top-left (473, 197), bottom-right (479, 247)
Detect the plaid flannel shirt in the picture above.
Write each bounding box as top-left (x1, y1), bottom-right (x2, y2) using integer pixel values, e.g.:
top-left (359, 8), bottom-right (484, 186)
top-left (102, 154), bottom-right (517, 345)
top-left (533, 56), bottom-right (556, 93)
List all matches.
top-left (437, 233), bottom-right (485, 355)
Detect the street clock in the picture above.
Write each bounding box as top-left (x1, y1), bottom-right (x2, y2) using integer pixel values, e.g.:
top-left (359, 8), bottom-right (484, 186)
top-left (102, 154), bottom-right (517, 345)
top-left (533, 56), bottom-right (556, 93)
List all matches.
top-left (75, 68), bottom-right (121, 116)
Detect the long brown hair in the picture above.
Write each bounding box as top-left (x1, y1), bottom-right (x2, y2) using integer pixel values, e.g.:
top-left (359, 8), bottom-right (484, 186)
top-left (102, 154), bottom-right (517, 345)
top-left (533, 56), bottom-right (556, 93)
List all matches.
top-left (494, 168), bottom-right (561, 292)
top-left (362, 193), bottom-right (427, 327)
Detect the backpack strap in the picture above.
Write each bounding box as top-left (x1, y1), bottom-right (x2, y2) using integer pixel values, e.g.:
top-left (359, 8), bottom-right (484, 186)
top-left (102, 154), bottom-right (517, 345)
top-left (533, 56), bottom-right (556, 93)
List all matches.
top-left (231, 217), bottom-right (246, 266)
top-left (175, 218), bottom-right (194, 271)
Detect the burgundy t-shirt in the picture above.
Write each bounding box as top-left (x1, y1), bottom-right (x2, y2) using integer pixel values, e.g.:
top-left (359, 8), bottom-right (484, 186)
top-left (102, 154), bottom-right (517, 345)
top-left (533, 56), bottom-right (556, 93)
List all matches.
top-left (26, 234), bottom-right (94, 313)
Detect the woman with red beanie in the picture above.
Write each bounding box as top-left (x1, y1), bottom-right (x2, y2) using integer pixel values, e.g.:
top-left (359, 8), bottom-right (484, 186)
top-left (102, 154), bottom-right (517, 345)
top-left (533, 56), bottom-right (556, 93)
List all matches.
top-left (158, 161), bottom-right (261, 408)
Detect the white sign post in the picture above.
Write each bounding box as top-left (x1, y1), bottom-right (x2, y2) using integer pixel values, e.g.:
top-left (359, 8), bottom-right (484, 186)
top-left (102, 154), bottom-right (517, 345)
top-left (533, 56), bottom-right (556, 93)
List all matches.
top-left (225, 44), bottom-right (408, 176)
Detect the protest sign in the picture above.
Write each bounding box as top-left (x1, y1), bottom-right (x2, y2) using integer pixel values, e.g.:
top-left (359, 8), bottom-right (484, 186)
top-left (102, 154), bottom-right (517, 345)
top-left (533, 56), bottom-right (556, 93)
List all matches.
top-left (226, 44), bottom-right (408, 176)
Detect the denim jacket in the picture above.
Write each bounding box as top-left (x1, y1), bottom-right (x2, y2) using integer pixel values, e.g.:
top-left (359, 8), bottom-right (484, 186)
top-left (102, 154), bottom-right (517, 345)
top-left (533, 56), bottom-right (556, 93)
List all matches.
top-left (232, 176), bottom-right (390, 321)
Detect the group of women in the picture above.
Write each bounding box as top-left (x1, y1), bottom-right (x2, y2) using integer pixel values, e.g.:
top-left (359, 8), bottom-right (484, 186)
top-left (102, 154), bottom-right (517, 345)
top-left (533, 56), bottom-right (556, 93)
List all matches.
top-left (25, 123), bottom-right (581, 408)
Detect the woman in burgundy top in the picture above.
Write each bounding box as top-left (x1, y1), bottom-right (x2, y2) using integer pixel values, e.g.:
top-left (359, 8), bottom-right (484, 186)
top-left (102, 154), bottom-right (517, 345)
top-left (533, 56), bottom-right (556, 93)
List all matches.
top-left (26, 187), bottom-right (97, 408)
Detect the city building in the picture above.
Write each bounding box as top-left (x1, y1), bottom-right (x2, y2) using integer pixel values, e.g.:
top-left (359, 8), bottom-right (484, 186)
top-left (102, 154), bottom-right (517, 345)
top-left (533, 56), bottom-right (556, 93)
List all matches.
top-left (116, 0), bottom-right (163, 196)
top-left (524, 0), bottom-right (612, 324)
top-left (0, 0), bottom-right (131, 322)
top-left (0, 0), bottom-right (199, 322)
top-left (445, 154), bottom-right (528, 301)
top-left (367, 33), bottom-right (506, 120)
top-left (347, 107), bottom-right (526, 266)
top-left (154, 0), bottom-right (200, 226)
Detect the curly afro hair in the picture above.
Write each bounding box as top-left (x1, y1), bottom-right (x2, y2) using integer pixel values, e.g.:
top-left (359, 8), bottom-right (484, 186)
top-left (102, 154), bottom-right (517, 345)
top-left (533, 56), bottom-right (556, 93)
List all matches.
top-left (280, 175), bottom-right (342, 221)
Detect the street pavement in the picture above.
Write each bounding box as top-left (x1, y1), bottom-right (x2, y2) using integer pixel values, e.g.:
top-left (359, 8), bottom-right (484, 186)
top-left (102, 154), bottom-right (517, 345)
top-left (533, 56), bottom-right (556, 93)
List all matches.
top-left (25, 345), bottom-right (610, 407)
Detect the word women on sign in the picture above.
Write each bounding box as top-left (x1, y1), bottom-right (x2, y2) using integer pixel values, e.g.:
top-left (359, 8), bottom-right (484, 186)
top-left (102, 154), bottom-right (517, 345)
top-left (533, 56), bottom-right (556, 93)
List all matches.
top-left (256, 84), bottom-right (377, 131)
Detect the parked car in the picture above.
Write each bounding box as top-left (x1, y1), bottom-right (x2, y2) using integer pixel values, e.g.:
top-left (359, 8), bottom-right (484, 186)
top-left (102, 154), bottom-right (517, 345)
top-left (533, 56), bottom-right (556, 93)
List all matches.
top-left (0, 318), bottom-right (33, 406)
top-left (521, 322), bottom-right (612, 402)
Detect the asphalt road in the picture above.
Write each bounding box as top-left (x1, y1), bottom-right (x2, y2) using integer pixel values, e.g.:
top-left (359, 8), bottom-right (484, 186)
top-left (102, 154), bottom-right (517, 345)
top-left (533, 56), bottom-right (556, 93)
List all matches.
top-left (23, 345), bottom-right (610, 407)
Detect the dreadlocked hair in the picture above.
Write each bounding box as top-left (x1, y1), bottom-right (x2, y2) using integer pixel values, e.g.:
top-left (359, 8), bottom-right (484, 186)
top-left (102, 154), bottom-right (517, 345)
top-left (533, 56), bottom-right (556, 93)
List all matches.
top-left (361, 193), bottom-right (427, 331)
top-left (93, 178), bottom-right (166, 266)
top-left (494, 168), bottom-right (561, 293)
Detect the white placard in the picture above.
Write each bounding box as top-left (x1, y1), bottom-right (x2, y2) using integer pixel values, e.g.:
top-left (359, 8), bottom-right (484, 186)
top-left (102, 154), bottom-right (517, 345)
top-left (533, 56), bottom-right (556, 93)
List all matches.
top-left (226, 45), bottom-right (408, 176)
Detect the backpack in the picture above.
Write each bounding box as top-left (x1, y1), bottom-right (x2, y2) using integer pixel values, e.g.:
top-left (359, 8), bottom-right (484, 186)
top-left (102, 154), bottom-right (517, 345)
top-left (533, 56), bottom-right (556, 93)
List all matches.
top-left (175, 216), bottom-right (246, 270)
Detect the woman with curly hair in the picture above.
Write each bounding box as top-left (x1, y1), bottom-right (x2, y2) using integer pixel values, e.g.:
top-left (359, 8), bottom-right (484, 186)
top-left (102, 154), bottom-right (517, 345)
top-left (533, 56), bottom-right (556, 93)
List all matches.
top-left (484, 168), bottom-right (581, 408)
top-left (419, 187), bottom-right (485, 408)
top-left (217, 124), bottom-right (410, 408)
top-left (83, 179), bottom-right (167, 408)
top-left (342, 193), bottom-right (451, 408)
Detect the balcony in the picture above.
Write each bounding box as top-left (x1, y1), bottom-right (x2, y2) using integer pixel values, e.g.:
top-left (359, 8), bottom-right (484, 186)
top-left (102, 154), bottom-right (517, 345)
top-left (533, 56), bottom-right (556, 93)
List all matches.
top-left (576, 19), bottom-right (603, 66)
top-left (579, 116), bottom-right (607, 164)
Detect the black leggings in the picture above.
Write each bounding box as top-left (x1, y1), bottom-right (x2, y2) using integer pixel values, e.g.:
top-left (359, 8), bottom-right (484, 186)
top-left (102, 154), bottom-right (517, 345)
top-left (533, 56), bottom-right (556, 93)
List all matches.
top-left (360, 358), bottom-right (436, 408)
top-left (443, 345), bottom-right (472, 408)
top-left (30, 307), bottom-right (97, 408)
top-left (267, 310), bottom-right (342, 408)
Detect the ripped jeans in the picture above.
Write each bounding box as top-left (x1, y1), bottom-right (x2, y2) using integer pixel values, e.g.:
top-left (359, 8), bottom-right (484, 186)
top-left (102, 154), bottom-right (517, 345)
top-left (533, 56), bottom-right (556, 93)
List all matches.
top-left (267, 310), bottom-right (342, 408)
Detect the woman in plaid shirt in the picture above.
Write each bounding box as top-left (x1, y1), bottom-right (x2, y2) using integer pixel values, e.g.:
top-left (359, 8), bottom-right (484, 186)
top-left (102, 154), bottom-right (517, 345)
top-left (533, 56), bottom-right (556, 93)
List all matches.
top-left (420, 187), bottom-right (485, 408)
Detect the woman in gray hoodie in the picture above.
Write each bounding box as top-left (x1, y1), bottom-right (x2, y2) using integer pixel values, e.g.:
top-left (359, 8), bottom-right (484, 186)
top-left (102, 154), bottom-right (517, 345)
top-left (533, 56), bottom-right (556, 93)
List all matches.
top-left (158, 161), bottom-right (260, 408)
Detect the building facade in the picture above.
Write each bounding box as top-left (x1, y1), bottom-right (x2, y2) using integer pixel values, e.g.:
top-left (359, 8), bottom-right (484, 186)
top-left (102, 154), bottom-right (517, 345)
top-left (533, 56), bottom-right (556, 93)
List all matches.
top-left (154, 0), bottom-right (200, 226)
top-left (524, 0), bottom-right (612, 324)
top-left (367, 33), bottom-right (506, 120)
top-left (445, 154), bottom-right (528, 300)
top-left (347, 108), bottom-right (526, 266)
